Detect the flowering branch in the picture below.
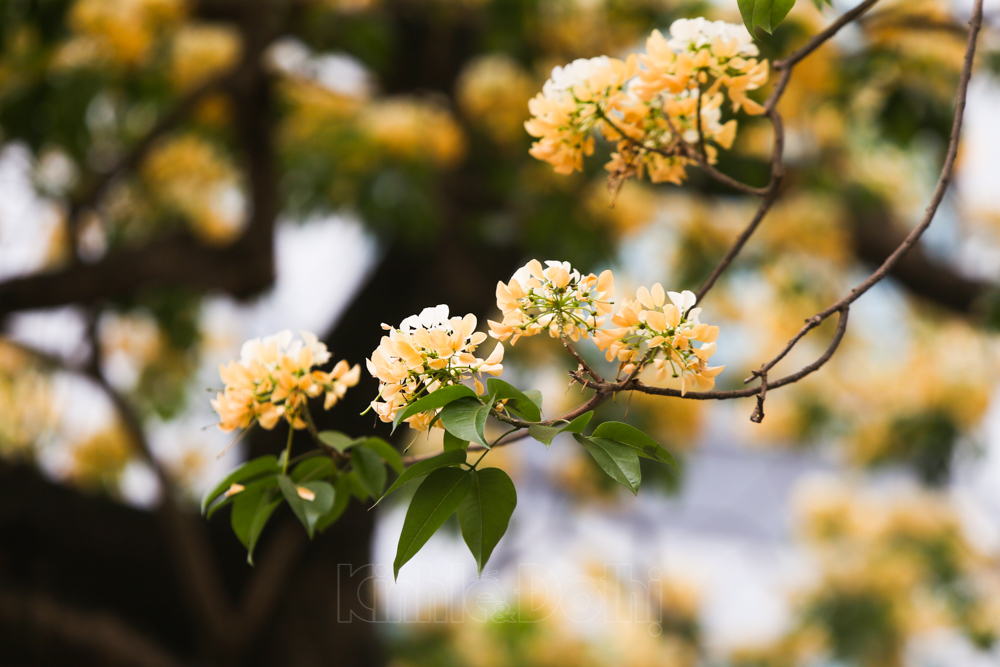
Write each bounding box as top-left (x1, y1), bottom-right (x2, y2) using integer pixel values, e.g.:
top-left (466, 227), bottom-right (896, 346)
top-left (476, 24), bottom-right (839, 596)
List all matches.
top-left (201, 2), bottom-right (986, 579)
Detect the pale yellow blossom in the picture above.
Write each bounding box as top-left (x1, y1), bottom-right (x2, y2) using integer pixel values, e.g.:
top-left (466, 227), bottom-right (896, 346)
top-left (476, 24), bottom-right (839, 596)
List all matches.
top-left (367, 305), bottom-right (503, 431)
top-left (212, 330), bottom-right (359, 432)
top-left (489, 260), bottom-right (615, 344)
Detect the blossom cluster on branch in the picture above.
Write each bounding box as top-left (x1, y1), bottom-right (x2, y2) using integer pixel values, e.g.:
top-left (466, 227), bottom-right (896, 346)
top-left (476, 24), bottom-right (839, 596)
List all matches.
top-left (596, 285), bottom-right (722, 394)
top-left (488, 259), bottom-right (615, 344)
top-left (367, 306), bottom-right (505, 431)
top-left (212, 330), bottom-right (360, 432)
top-left (359, 260), bottom-right (725, 433)
top-left (525, 18), bottom-right (769, 186)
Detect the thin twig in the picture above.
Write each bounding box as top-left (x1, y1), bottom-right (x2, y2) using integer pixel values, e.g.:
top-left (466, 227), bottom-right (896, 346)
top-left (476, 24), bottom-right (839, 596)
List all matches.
top-left (774, 0), bottom-right (883, 71)
top-left (401, 0), bottom-right (979, 463)
top-left (600, 107), bottom-right (769, 197)
top-left (748, 0), bottom-right (983, 380)
top-left (695, 108), bottom-right (785, 302)
top-left (697, 0), bottom-right (884, 301)
top-left (561, 336), bottom-right (603, 382)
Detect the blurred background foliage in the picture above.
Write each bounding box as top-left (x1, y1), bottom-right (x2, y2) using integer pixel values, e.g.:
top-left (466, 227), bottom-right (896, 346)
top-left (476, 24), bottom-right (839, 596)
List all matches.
top-left (1, 0), bottom-right (1000, 665)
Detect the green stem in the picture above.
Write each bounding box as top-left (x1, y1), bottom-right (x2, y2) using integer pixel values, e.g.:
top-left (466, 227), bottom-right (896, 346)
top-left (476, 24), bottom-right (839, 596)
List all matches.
top-left (469, 448), bottom-right (490, 469)
top-left (470, 426), bottom-right (522, 469)
top-left (282, 425), bottom-right (294, 475)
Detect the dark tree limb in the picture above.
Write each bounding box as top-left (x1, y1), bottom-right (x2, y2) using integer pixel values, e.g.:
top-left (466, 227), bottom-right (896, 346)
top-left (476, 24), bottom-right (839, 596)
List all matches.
top-left (851, 209), bottom-right (993, 315)
top-left (0, 588), bottom-right (190, 667)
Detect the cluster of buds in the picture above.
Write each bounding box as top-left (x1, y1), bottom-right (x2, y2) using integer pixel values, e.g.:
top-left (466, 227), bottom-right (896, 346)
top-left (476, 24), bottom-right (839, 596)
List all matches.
top-left (526, 18), bottom-right (770, 186)
top-left (367, 306), bottom-right (504, 431)
top-left (212, 331), bottom-right (360, 432)
top-left (489, 260), bottom-right (615, 345)
top-left (595, 285), bottom-right (723, 395)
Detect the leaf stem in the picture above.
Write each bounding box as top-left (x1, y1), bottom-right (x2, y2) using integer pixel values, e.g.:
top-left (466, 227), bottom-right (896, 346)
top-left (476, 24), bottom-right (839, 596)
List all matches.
top-left (469, 448), bottom-right (490, 470)
top-left (282, 426), bottom-right (294, 475)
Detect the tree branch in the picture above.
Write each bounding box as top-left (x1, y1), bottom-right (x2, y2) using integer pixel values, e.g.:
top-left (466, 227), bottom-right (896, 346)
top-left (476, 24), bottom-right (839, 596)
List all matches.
top-left (0, 588), bottom-right (190, 667)
top-left (750, 0), bottom-right (985, 374)
top-left (696, 0), bottom-right (885, 302)
top-left (851, 208), bottom-right (994, 316)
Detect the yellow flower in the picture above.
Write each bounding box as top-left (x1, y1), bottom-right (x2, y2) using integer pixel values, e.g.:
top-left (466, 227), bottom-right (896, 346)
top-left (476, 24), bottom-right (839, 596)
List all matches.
top-left (141, 134), bottom-right (245, 245)
top-left (211, 330), bottom-right (358, 432)
top-left (65, 0), bottom-right (185, 68)
top-left (367, 305), bottom-right (503, 431)
top-left (362, 97), bottom-right (466, 167)
top-left (525, 55), bottom-right (638, 175)
top-left (526, 19), bottom-right (770, 189)
top-left (456, 53), bottom-right (535, 146)
top-left (489, 260), bottom-right (615, 344)
top-left (169, 23), bottom-right (241, 92)
top-left (596, 285), bottom-right (723, 395)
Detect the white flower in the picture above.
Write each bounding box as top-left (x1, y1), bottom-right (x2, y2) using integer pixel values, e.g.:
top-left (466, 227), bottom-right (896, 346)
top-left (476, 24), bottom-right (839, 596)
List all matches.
top-left (668, 290), bottom-right (698, 313)
top-left (543, 259), bottom-right (582, 281)
top-left (542, 56), bottom-right (612, 100)
top-left (400, 304), bottom-right (452, 333)
top-left (240, 329), bottom-right (293, 367)
top-left (668, 18), bottom-right (759, 57)
top-left (300, 330), bottom-right (331, 365)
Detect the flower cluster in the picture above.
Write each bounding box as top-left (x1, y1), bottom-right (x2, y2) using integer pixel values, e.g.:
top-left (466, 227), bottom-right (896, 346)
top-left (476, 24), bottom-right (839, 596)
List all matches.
top-left (362, 97), bottom-right (466, 167)
top-left (525, 55), bottom-right (638, 174)
top-left (212, 330), bottom-right (360, 432)
top-left (595, 285), bottom-right (723, 395)
top-left (142, 133), bottom-right (245, 244)
top-left (526, 18), bottom-right (769, 186)
top-left (367, 306), bottom-right (504, 431)
top-left (57, 0), bottom-right (185, 69)
top-left (456, 53), bottom-right (536, 147)
top-left (489, 260), bottom-right (615, 344)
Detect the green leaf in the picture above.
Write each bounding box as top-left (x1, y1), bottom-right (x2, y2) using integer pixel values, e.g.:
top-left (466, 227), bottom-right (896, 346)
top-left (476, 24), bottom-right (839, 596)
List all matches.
top-left (738, 0), bottom-right (757, 33)
top-left (359, 437), bottom-right (404, 474)
top-left (277, 476), bottom-right (335, 539)
top-left (316, 474), bottom-right (351, 533)
top-left (574, 434), bottom-right (642, 495)
top-left (231, 485), bottom-right (282, 565)
top-left (528, 411), bottom-right (594, 447)
top-left (563, 411), bottom-right (594, 433)
top-left (394, 467), bottom-right (473, 578)
top-left (770, 0), bottom-right (796, 30)
top-left (439, 397), bottom-right (490, 447)
top-left (591, 421), bottom-right (677, 470)
top-left (201, 455), bottom-right (279, 514)
top-left (486, 378), bottom-right (541, 422)
top-left (743, 0), bottom-right (797, 34)
top-left (392, 384), bottom-right (477, 432)
top-left (528, 424), bottom-right (563, 447)
top-left (318, 430), bottom-right (359, 454)
top-left (378, 449), bottom-right (468, 503)
top-left (345, 470), bottom-right (371, 500)
top-left (753, 0), bottom-right (774, 33)
top-left (291, 456), bottom-right (334, 483)
top-left (351, 444), bottom-right (387, 498)
top-left (457, 468), bottom-right (517, 576)
top-left (443, 430), bottom-right (469, 452)
top-left (523, 390), bottom-right (544, 414)
top-left (207, 475), bottom-right (278, 520)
